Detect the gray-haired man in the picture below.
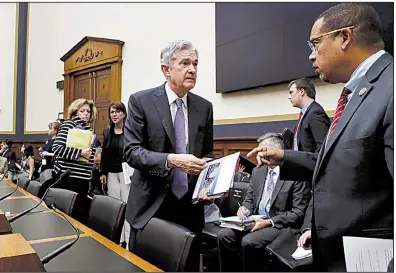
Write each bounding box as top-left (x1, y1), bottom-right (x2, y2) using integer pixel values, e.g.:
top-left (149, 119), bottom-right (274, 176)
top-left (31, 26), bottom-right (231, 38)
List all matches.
top-left (123, 40), bottom-right (214, 268)
top-left (217, 133), bottom-right (311, 272)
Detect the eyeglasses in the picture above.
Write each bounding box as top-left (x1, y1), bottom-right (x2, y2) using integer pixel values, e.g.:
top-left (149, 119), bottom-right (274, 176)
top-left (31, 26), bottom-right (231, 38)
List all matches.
top-left (307, 26), bottom-right (355, 52)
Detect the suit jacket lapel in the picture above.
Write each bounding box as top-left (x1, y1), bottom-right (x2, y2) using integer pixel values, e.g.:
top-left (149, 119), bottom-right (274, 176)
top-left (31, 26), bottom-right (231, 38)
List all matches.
top-left (254, 166), bottom-right (268, 210)
top-left (187, 93), bottom-right (198, 155)
top-left (153, 84), bottom-right (175, 149)
top-left (270, 177), bottom-right (284, 208)
top-left (296, 101), bottom-right (315, 145)
top-left (316, 52), bottom-right (393, 176)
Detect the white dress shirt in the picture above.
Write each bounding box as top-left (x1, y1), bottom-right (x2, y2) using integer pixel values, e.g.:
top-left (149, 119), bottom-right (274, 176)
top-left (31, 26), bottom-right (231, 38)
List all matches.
top-left (344, 50), bottom-right (386, 105)
top-left (165, 82), bottom-right (189, 145)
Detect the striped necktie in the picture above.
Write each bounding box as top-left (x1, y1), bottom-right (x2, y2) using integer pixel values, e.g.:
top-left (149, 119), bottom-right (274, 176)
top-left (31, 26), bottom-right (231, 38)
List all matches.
top-left (326, 87), bottom-right (352, 145)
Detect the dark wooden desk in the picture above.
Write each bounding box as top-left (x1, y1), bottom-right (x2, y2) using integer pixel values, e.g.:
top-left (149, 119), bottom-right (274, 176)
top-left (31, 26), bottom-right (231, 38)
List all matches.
top-left (1, 179), bottom-right (162, 272)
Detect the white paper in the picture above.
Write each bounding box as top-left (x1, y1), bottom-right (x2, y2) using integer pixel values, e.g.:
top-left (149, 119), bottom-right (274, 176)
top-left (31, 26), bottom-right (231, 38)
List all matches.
top-left (41, 159), bottom-right (47, 166)
top-left (292, 246), bottom-right (312, 260)
top-left (343, 236), bottom-right (393, 272)
top-left (121, 162), bottom-right (134, 185)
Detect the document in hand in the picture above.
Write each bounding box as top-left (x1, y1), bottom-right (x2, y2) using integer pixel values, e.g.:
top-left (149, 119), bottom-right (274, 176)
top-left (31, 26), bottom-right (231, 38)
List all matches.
top-left (292, 247), bottom-right (312, 260)
top-left (219, 215), bottom-right (266, 231)
top-left (66, 128), bottom-right (93, 162)
top-left (192, 152), bottom-right (240, 201)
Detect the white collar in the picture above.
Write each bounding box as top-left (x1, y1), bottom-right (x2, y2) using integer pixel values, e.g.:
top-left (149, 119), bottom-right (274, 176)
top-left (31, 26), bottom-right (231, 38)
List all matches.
top-left (269, 166), bottom-right (280, 176)
top-left (165, 82), bottom-right (188, 107)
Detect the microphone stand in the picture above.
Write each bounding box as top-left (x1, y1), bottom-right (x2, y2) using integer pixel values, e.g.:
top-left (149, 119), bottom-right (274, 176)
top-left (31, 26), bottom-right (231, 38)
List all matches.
top-left (40, 204), bottom-right (80, 264)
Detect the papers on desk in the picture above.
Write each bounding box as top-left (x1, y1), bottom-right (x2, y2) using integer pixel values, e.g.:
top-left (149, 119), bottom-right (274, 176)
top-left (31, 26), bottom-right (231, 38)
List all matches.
top-left (66, 129), bottom-right (93, 162)
top-left (343, 236), bottom-right (393, 272)
top-left (218, 215), bottom-right (266, 231)
top-left (192, 152), bottom-right (240, 201)
top-left (292, 246), bottom-right (312, 260)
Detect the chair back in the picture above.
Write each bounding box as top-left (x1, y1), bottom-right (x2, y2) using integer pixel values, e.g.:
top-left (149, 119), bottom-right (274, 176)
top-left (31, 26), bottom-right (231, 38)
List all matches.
top-left (26, 180), bottom-right (42, 196)
top-left (15, 173), bottom-right (30, 189)
top-left (87, 195), bottom-right (126, 243)
top-left (44, 188), bottom-right (78, 215)
top-left (134, 217), bottom-right (199, 272)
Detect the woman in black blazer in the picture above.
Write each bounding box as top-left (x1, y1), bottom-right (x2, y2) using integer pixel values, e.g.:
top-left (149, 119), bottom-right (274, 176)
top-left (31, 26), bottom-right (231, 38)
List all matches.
top-left (99, 102), bottom-right (129, 248)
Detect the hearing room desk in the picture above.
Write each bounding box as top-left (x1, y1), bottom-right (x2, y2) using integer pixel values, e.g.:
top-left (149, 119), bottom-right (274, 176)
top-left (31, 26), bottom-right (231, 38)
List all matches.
top-left (0, 179), bottom-right (162, 272)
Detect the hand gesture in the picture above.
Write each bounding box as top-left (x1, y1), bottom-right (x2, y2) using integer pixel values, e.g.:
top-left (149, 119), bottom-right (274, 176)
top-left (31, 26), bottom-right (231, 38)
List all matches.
top-left (81, 148), bottom-right (92, 160)
top-left (247, 146), bottom-right (285, 168)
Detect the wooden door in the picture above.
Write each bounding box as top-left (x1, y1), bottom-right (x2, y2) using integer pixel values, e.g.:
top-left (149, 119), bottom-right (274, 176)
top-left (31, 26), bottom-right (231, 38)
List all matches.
top-left (73, 73), bottom-right (92, 101)
top-left (92, 68), bottom-right (111, 144)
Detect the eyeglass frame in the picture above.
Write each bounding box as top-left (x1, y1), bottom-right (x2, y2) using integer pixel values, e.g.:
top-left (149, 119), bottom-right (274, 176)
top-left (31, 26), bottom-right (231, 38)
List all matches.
top-left (307, 25), bottom-right (355, 52)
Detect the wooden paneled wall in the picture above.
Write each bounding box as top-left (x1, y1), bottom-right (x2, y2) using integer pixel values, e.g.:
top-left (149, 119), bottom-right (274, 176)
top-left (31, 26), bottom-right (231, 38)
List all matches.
top-left (9, 137), bottom-right (259, 161)
top-left (10, 141), bottom-right (45, 161)
top-left (213, 136), bottom-right (259, 158)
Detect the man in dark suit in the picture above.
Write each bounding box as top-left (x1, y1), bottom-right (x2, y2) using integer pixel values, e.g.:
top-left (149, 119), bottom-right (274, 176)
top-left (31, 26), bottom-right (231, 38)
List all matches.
top-left (217, 133), bottom-right (311, 272)
top-left (288, 78), bottom-right (330, 152)
top-left (123, 40), bottom-right (214, 264)
top-left (248, 3), bottom-right (393, 271)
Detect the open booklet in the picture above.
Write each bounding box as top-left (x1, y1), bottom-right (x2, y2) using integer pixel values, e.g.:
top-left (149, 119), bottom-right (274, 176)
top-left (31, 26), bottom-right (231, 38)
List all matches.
top-left (192, 152), bottom-right (240, 202)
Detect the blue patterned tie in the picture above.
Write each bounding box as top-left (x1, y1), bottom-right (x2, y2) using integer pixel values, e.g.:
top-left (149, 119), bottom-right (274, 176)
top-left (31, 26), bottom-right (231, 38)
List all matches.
top-left (172, 98), bottom-right (188, 199)
top-left (258, 169), bottom-right (276, 217)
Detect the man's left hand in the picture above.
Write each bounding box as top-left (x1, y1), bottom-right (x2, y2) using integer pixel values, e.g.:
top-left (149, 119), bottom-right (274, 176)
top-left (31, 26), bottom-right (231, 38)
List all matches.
top-left (250, 217), bottom-right (271, 232)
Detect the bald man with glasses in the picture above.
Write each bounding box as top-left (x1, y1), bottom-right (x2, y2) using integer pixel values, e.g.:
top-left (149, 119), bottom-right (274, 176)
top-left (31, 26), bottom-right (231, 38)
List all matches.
top-left (248, 3), bottom-right (393, 271)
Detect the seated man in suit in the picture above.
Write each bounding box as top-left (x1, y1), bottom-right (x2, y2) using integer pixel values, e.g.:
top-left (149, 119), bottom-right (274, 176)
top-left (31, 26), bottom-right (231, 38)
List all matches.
top-left (217, 133), bottom-right (311, 272)
top-left (288, 78), bottom-right (330, 152)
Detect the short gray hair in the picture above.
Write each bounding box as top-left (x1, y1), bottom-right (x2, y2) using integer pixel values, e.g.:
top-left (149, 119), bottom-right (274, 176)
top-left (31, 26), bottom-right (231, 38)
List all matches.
top-left (160, 40), bottom-right (198, 66)
top-left (257, 132), bottom-right (284, 149)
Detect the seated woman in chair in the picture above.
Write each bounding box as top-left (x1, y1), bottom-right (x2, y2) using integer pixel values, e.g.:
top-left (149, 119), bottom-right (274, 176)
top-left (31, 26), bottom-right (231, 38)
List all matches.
top-left (18, 143), bottom-right (35, 181)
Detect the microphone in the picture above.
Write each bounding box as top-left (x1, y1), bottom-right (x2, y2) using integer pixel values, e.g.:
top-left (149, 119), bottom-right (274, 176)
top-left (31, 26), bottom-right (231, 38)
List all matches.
top-left (40, 203), bottom-right (80, 264)
top-left (8, 169), bottom-right (71, 223)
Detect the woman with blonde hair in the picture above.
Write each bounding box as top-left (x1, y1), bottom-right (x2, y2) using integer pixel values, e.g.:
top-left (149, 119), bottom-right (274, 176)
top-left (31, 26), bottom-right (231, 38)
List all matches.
top-left (52, 98), bottom-right (97, 223)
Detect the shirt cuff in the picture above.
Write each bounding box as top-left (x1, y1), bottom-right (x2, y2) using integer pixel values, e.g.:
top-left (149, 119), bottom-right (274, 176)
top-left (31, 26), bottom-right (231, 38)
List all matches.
top-left (269, 219), bottom-right (275, 227)
top-left (301, 228), bottom-right (311, 234)
top-left (165, 155), bottom-right (171, 170)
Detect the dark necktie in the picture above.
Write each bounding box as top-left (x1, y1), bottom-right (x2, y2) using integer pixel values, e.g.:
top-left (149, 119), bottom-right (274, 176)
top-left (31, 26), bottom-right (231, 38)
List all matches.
top-left (326, 87), bottom-right (352, 145)
top-left (172, 98), bottom-right (188, 199)
top-left (292, 112), bottom-right (303, 150)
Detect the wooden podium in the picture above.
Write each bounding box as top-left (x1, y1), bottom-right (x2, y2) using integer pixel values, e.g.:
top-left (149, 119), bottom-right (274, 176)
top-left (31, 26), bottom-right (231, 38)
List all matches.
top-left (0, 209), bottom-right (12, 234)
top-left (0, 233), bottom-right (46, 272)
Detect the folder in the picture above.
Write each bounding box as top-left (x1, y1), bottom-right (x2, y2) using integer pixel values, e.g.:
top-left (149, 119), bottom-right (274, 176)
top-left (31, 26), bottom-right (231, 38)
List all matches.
top-left (265, 228), bottom-right (313, 270)
top-left (66, 128), bottom-right (93, 162)
top-left (281, 128), bottom-right (293, 150)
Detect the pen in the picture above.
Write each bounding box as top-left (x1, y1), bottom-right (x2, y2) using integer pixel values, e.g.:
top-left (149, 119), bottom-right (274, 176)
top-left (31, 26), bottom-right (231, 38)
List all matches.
top-left (237, 201), bottom-right (248, 220)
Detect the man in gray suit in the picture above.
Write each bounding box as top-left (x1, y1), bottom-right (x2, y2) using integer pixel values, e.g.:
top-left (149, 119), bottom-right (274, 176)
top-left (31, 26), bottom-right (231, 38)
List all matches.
top-left (248, 3), bottom-right (393, 271)
top-left (123, 40), bottom-right (214, 262)
top-left (217, 133), bottom-right (311, 272)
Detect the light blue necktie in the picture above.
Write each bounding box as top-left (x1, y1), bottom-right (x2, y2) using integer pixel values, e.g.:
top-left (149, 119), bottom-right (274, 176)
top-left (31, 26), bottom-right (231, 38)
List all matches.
top-left (258, 169), bottom-right (276, 217)
top-left (171, 98), bottom-right (188, 199)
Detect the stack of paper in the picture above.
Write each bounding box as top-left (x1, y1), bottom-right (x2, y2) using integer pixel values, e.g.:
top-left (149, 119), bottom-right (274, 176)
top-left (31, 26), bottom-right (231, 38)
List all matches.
top-left (292, 247), bottom-right (312, 260)
top-left (219, 215), bottom-right (265, 231)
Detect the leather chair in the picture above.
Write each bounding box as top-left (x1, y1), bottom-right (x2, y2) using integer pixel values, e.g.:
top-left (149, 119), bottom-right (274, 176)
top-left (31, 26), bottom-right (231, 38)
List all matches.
top-left (16, 175), bottom-right (30, 190)
top-left (26, 180), bottom-right (42, 196)
top-left (134, 217), bottom-right (200, 272)
top-left (87, 195), bottom-right (126, 243)
top-left (201, 182), bottom-right (251, 271)
top-left (44, 188), bottom-right (78, 216)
